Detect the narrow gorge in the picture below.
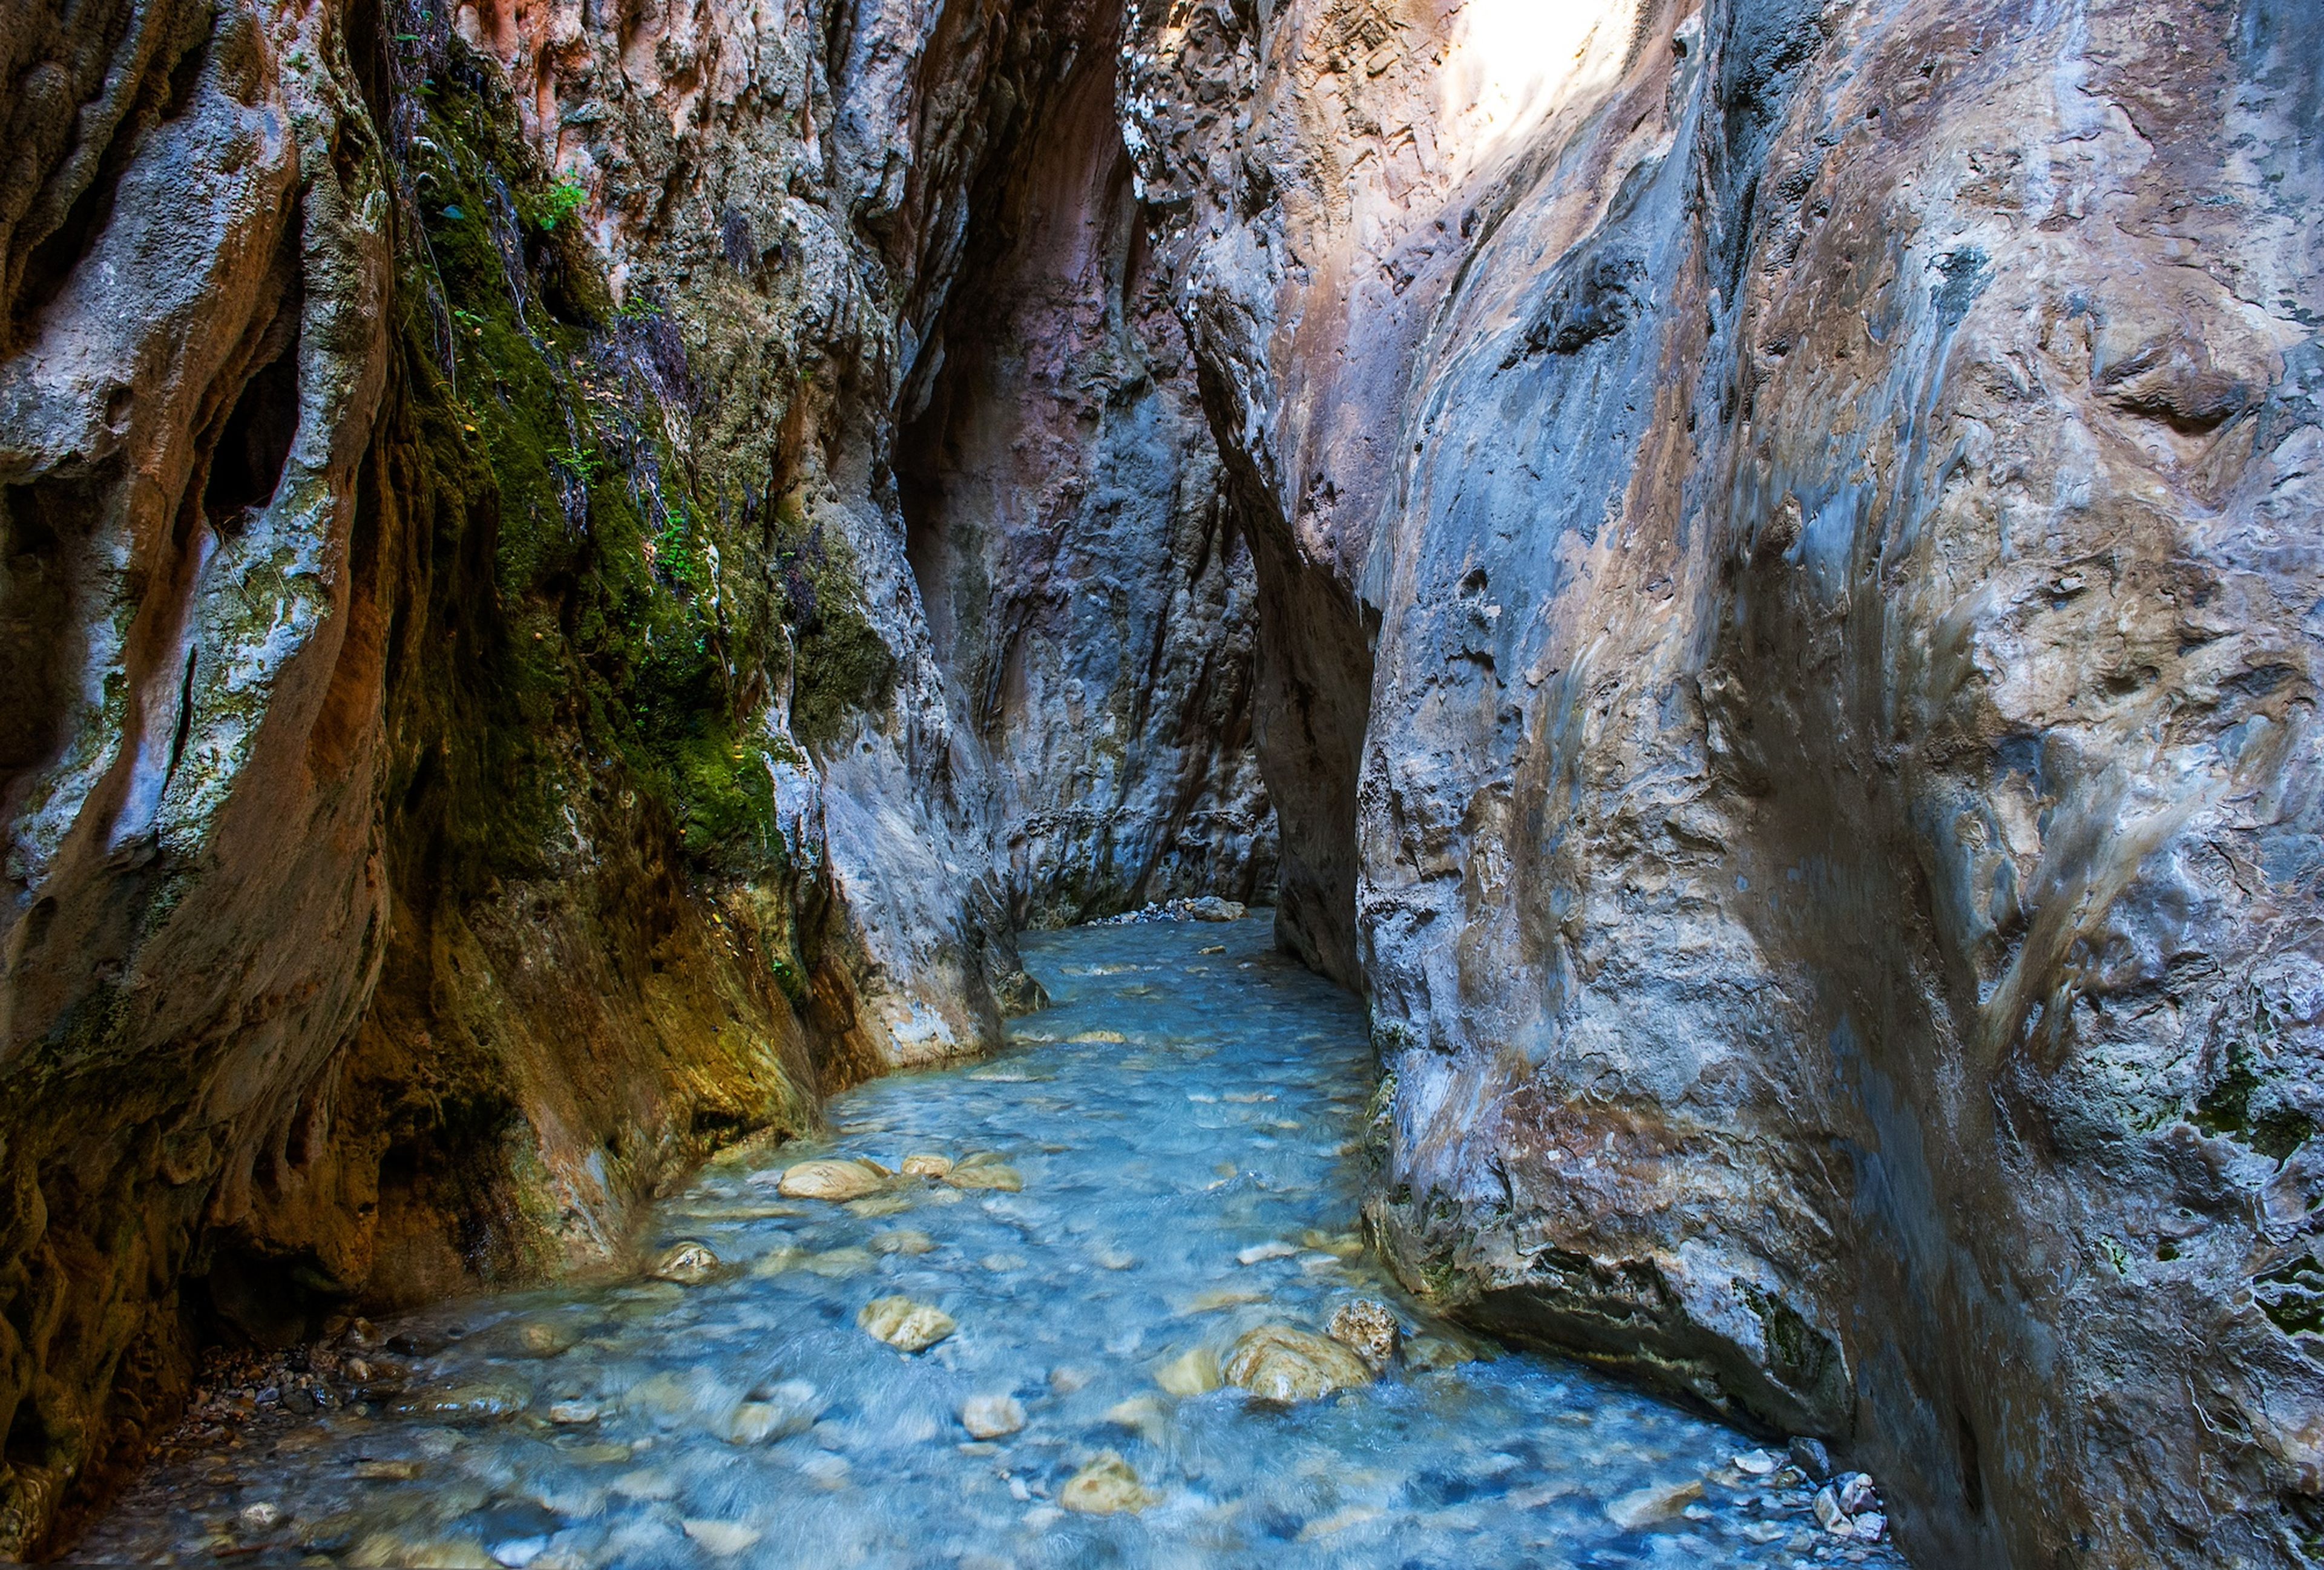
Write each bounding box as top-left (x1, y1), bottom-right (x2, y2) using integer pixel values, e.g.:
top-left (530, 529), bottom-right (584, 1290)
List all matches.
top-left (1, 0), bottom-right (2318, 1566)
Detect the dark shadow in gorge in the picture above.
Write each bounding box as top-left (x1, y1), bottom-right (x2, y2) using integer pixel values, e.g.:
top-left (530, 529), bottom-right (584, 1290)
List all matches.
top-left (894, 2), bottom-right (1277, 933)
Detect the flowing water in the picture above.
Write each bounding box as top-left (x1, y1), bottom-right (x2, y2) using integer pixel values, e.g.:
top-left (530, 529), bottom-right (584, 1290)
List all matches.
top-left (79, 916), bottom-right (1904, 1569)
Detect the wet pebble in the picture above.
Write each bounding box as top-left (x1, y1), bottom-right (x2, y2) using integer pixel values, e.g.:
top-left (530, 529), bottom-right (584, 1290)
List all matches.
top-left (1221, 1325), bottom-right (1372, 1402)
top-left (1327, 1298), bottom-right (1401, 1369)
top-left (959, 1394), bottom-right (1025, 1439)
top-left (858, 1296), bottom-right (956, 1352)
top-left (1061, 1451), bottom-right (1156, 1515)
top-left (649, 1241), bottom-right (720, 1285)
top-left (778, 1159), bottom-right (886, 1201)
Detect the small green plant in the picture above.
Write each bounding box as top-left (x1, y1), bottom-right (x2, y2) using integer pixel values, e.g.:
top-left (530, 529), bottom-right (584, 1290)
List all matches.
top-left (533, 178), bottom-right (587, 232)
top-left (614, 292), bottom-right (665, 323)
top-left (550, 444), bottom-right (601, 485)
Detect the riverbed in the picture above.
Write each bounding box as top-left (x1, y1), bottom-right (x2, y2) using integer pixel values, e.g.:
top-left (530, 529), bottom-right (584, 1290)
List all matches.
top-left (77, 915), bottom-right (1902, 1568)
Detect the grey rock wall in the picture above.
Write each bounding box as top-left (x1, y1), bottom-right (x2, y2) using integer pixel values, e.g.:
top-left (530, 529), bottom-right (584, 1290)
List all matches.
top-left (0, 0), bottom-right (1257, 1550)
top-left (1123, 0), bottom-right (2324, 1565)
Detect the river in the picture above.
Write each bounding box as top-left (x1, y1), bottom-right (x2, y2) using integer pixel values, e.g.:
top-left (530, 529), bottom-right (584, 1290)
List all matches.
top-left (77, 915), bottom-right (1903, 1568)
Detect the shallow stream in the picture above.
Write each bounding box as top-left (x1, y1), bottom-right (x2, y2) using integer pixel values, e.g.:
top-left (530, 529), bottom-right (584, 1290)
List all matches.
top-left (79, 916), bottom-right (1905, 1568)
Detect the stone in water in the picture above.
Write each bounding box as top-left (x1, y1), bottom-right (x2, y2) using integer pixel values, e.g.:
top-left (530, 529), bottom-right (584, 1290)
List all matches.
top-left (1327, 1298), bottom-right (1400, 1368)
top-left (960, 1394), bottom-right (1025, 1438)
top-left (1060, 1451), bottom-right (1156, 1514)
top-left (1606, 1479), bottom-right (1704, 1531)
top-left (649, 1241), bottom-right (718, 1284)
top-left (1222, 1325), bottom-right (1373, 1402)
top-left (1153, 1345), bottom-right (1223, 1396)
top-left (777, 1160), bottom-right (885, 1201)
top-left (858, 1296), bottom-right (956, 1352)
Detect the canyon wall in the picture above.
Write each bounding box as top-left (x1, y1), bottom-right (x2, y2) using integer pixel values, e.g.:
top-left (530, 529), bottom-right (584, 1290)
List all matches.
top-left (0, 0), bottom-right (1258, 1551)
top-left (1123, 0), bottom-right (2324, 1566)
top-left (2, 0), bottom-right (2319, 1565)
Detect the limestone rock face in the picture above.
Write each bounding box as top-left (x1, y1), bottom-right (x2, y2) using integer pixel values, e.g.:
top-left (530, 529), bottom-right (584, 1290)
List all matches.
top-left (1122, 1), bottom-right (2324, 1566)
top-left (0, 0), bottom-right (1252, 1551)
top-left (5, 0), bottom-right (2320, 1566)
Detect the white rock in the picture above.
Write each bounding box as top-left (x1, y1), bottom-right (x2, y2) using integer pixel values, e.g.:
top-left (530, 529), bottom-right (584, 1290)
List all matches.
top-left (959, 1394), bottom-right (1025, 1439)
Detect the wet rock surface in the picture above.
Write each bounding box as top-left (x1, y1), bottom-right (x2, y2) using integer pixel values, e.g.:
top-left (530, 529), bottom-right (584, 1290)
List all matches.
top-left (1120, 1), bottom-right (2324, 1563)
top-left (78, 921), bottom-right (1899, 1568)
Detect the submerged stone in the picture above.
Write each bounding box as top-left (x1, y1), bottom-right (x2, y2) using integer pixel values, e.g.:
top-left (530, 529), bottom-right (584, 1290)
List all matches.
top-left (390, 1379), bottom-right (534, 1423)
top-left (959, 1394), bottom-right (1025, 1439)
top-left (1327, 1299), bottom-right (1401, 1370)
top-left (1153, 1345), bottom-right (1223, 1396)
top-left (778, 1160), bottom-right (887, 1201)
top-left (1060, 1451), bottom-right (1156, 1515)
top-left (1223, 1325), bottom-right (1373, 1402)
top-left (944, 1160), bottom-right (1023, 1192)
top-left (650, 1241), bottom-right (720, 1284)
top-left (1606, 1479), bottom-right (1705, 1531)
top-left (858, 1296), bottom-right (956, 1352)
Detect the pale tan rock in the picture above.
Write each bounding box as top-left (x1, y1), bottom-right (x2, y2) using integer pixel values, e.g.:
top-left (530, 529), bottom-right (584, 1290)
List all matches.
top-left (1222, 1326), bottom-right (1373, 1402)
top-left (1326, 1299), bottom-right (1401, 1370)
top-left (900, 1154), bottom-right (954, 1178)
top-left (944, 1161), bottom-right (1023, 1192)
top-left (777, 1160), bottom-right (885, 1201)
top-left (858, 1296), bottom-right (956, 1352)
top-left (1152, 1346), bottom-right (1223, 1397)
top-left (1060, 1451), bottom-right (1156, 1515)
top-left (959, 1394), bottom-right (1025, 1439)
top-left (1606, 1480), bottom-right (1705, 1531)
top-left (1103, 1395), bottom-right (1171, 1440)
top-left (871, 1229), bottom-right (937, 1255)
top-left (508, 1320), bottom-right (579, 1358)
top-left (683, 1520), bottom-right (762, 1558)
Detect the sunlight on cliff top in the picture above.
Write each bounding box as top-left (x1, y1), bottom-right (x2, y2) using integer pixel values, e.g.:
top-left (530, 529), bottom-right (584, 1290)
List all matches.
top-left (1442, 0), bottom-right (1643, 159)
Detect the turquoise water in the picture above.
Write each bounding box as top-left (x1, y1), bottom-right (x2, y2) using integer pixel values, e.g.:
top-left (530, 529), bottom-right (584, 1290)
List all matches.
top-left (78, 916), bottom-right (1897, 1568)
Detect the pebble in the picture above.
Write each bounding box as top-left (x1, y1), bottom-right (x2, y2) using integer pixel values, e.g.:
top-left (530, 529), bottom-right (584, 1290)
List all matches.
top-left (1153, 1346), bottom-right (1222, 1396)
top-left (900, 1154), bottom-right (954, 1178)
top-left (777, 1159), bottom-right (886, 1201)
top-left (944, 1161), bottom-right (1023, 1192)
top-left (507, 1321), bottom-right (579, 1359)
top-left (1060, 1451), bottom-right (1157, 1515)
top-left (352, 1460), bottom-right (421, 1481)
top-left (649, 1241), bottom-right (720, 1285)
top-left (1327, 1298), bottom-right (1401, 1368)
top-left (871, 1228), bottom-right (937, 1255)
top-left (1403, 1333), bottom-right (1480, 1370)
top-left (1221, 1325), bottom-right (1373, 1402)
top-left (1606, 1478), bottom-right (1705, 1530)
top-left (390, 1379), bottom-right (532, 1423)
top-left (858, 1296), bottom-right (957, 1352)
top-left (683, 1519), bottom-right (762, 1557)
top-left (1103, 1395), bottom-right (1172, 1441)
top-left (959, 1394), bottom-right (1025, 1439)
top-left (546, 1401), bottom-right (599, 1425)
top-left (720, 1400), bottom-right (813, 1444)
top-left (1735, 1447), bottom-right (1784, 1476)
top-left (1236, 1241), bottom-right (1298, 1264)
top-left (238, 1502), bottom-right (284, 1532)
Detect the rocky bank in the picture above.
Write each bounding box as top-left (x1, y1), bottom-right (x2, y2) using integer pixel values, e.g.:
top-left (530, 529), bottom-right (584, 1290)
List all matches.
top-left (2, 0), bottom-right (2319, 1565)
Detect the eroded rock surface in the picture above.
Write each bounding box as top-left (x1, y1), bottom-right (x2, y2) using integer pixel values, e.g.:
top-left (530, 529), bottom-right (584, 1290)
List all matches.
top-left (1123, 0), bottom-right (2324, 1566)
top-left (4, 0), bottom-right (2319, 1564)
top-left (0, 0), bottom-right (1255, 1550)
